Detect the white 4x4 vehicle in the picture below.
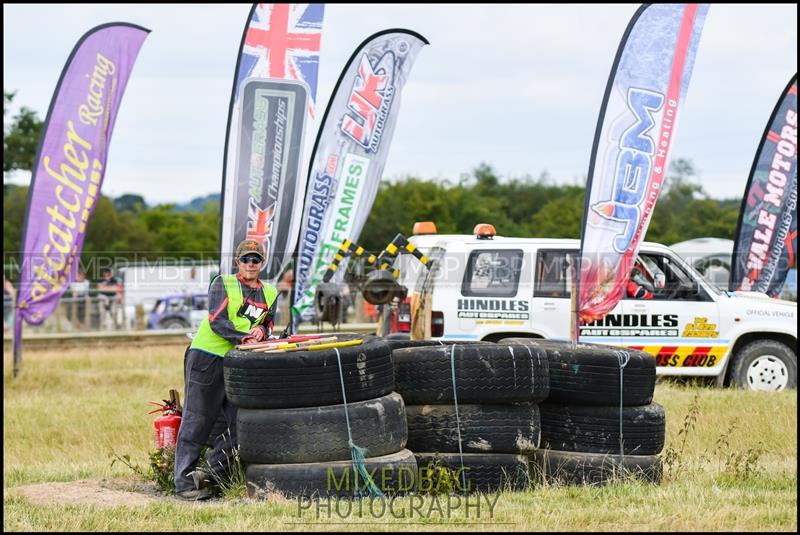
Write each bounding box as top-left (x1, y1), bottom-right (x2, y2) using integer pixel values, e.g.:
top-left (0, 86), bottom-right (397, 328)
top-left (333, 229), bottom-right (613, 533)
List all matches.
top-left (397, 224), bottom-right (797, 391)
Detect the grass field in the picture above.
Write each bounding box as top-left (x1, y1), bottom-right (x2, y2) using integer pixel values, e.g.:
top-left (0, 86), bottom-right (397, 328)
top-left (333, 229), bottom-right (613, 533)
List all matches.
top-left (3, 345), bottom-right (797, 531)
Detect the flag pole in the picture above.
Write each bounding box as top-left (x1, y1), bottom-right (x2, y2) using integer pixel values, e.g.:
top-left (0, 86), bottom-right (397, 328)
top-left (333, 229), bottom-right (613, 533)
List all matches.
top-left (285, 252), bottom-right (299, 337)
top-left (570, 255), bottom-right (579, 348)
top-left (12, 308), bottom-right (22, 378)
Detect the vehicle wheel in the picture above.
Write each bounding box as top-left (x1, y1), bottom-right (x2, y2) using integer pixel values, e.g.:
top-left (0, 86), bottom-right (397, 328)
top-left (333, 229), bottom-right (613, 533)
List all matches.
top-left (730, 339), bottom-right (797, 391)
top-left (160, 318), bottom-right (189, 330)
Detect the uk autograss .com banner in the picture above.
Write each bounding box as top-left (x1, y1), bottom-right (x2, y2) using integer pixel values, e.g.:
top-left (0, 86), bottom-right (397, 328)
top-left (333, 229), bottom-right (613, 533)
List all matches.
top-left (292, 29), bottom-right (428, 324)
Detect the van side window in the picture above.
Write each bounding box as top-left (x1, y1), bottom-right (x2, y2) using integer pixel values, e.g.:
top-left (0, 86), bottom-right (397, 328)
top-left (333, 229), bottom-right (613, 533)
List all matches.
top-left (626, 253), bottom-right (710, 302)
top-left (693, 254), bottom-right (731, 290)
top-left (461, 249), bottom-right (523, 297)
top-left (535, 250), bottom-right (578, 298)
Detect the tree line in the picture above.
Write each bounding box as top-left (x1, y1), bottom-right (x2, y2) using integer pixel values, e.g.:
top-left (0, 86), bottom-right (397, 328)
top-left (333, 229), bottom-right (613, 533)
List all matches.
top-left (3, 159), bottom-right (741, 272)
top-left (359, 160), bottom-right (740, 251)
top-left (4, 89), bottom-right (742, 277)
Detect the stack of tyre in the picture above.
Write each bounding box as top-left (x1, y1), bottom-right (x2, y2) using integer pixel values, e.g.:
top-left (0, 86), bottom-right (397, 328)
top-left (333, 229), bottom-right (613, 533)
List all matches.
top-left (389, 339), bottom-right (550, 493)
top-left (223, 333), bottom-right (417, 498)
top-left (498, 338), bottom-right (664, 486)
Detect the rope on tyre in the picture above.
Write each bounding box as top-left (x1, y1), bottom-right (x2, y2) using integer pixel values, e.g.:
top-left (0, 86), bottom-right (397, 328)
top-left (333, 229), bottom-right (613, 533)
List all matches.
top-left (334, 347), bottom-right (383, 498)
top-left (614, 349), bottom-right (631, 460)
top-left (449, 344), bottom-right (468, 492)
top-left (521, 344), bottom-right (542, 448)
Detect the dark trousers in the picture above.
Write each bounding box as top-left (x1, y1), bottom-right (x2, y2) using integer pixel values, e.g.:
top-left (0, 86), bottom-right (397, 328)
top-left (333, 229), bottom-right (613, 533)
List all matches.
top-left (174, 348), bottom-right (238, 493)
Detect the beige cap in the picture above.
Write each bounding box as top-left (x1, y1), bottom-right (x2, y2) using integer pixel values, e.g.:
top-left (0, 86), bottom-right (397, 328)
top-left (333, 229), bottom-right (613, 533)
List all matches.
top-left (235, 239), bottom-right (265, 259)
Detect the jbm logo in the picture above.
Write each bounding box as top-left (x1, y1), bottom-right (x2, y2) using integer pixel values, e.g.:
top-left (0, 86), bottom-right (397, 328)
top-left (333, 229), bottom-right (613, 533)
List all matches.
top-left (341, 52), bottom-right (396, 153)
top-left (591, 88), bottom-right (665, 254)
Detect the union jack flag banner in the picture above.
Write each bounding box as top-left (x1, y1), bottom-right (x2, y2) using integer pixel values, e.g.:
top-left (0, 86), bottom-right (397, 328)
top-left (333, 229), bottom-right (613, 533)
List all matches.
top-left (236, 3), bottom-right (324, 116)
top-left (220, 3), bottom-right (325, 278)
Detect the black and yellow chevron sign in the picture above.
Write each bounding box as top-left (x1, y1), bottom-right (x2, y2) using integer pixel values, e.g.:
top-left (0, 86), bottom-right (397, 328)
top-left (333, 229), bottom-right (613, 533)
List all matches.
top-left (322, 233), bottom-right (431, 283)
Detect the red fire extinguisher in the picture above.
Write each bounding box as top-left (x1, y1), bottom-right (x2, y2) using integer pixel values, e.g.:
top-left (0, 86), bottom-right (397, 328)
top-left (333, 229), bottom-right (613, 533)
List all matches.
top-left (148, 389), bottom-right (182, 449)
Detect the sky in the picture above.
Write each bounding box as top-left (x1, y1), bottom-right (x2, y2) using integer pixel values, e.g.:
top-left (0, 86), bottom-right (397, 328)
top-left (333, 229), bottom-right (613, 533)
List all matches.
top-left (3, 3), bottom-right (798, 205)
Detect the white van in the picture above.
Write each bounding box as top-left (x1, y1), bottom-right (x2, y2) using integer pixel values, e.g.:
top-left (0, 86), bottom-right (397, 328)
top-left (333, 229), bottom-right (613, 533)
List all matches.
top-left (400, 224), bottom-right (797, 391)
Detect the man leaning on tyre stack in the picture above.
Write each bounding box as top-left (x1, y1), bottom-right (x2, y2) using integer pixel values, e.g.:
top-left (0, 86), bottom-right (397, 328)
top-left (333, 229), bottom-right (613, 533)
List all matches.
top-left (174, 239), bottom-right (278, 501)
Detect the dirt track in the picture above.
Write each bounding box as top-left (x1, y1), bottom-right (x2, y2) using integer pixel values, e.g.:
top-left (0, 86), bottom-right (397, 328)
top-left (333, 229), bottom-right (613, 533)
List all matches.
top-left (8, 479), bottom-right (292, 506)
top-left (10, 479), bottom-right (169, 507)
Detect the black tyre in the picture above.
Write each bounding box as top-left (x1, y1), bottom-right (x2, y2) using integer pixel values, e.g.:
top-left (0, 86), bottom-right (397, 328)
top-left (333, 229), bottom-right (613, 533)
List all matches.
top-left (539, 402), bottom-right (665, 455)
top-left (384, 332), bottom-right (411, 340)
top-left (384, 337), bottom-right (492, 352)
top-left (530, 449), bottom-right (662, 485)
top-left (393, 344), bottom-right (549, 404)
top-left (238, 392), bottom-right (407, 464)
top-left (414, 452), bottom-right (530, 493)
top-left (498, 337), bottom-right (655, 405)
top-left (246, 449), bottom-right (417, 498)
top-left (224, 334), bottom-right (394, 409)
top-left (729, 339), bottom-right (797, 391)
top-left (406, 403), bottom-right (540, 454)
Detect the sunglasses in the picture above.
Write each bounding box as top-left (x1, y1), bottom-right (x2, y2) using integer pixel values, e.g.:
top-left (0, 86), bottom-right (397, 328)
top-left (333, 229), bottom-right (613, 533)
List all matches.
top-left (239, 255), bottom-right (263, 265)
